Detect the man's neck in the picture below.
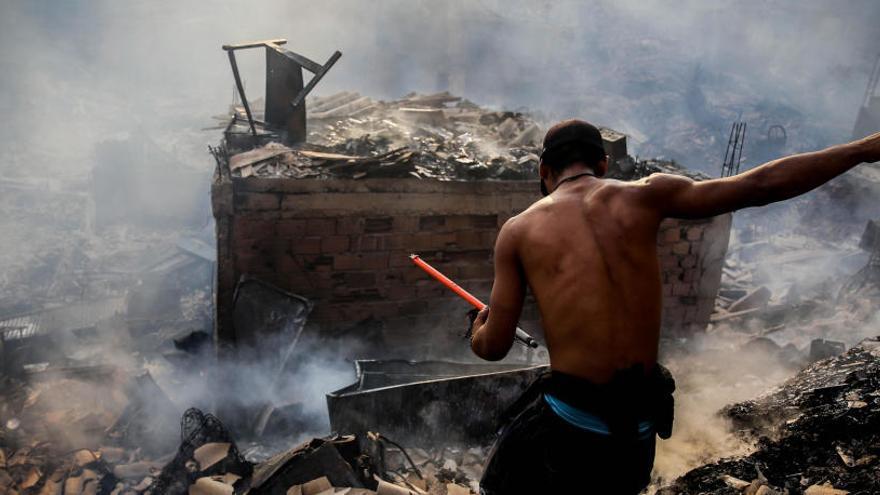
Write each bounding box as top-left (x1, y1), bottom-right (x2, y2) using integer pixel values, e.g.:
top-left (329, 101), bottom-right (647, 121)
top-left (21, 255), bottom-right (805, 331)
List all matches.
top-left (553, 166), bottom-right (597, 192)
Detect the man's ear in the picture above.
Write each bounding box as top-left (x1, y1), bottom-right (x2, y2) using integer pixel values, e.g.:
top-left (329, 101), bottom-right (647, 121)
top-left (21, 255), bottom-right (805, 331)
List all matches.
top-left (539, 161), bottom-right (550, 181)
top-left (595, 156), bottom-right (609, 177)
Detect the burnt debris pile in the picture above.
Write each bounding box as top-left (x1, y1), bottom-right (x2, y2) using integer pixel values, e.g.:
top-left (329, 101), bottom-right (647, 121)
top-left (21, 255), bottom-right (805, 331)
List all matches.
top-left (220, 90), bottom-right (702, 182)
top-left (660, 337), bottom-right (880, 494)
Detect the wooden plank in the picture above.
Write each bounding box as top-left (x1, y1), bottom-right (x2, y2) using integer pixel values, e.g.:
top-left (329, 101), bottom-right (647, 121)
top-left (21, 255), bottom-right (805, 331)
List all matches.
top-left (222, 38), bottom-right (287, 51)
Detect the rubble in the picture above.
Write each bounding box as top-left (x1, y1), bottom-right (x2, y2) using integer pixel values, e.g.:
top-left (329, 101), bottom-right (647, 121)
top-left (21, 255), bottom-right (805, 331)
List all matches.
top-left (660, 337), bottom-right (880, 494)
top-left (218, 90), bottom-right (705, 183)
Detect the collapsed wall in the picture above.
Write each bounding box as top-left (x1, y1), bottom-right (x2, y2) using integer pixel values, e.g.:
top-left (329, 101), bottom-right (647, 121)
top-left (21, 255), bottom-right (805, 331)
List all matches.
top-left (212, 171), bottom-right (731, 352)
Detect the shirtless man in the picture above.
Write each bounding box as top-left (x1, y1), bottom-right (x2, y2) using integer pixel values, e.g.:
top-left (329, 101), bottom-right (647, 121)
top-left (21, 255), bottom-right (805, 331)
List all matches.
top-left (470, 119), bottom-right (880, 494)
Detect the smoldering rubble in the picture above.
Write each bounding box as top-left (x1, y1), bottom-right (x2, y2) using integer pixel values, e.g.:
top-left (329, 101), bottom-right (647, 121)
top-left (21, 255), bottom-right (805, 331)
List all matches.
top-left (220, 90), bottom-right (703, 183)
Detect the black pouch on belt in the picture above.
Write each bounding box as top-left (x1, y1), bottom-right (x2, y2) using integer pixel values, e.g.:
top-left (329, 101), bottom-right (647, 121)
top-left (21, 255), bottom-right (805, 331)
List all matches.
top-left (652, 363), bottom-right (676, 439)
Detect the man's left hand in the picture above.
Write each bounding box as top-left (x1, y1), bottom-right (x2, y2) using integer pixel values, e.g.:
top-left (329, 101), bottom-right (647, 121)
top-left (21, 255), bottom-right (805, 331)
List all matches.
top-left (467, 306), bottom-right (489, 341)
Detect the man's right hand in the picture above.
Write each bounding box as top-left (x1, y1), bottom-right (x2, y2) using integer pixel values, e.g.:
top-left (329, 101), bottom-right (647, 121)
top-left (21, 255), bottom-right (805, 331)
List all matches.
top-left (853, 131), bottom-right (880, 163)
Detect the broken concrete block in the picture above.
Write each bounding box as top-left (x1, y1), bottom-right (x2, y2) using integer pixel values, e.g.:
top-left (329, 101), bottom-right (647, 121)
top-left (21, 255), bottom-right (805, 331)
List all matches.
top-left (804, 484), bottom-right (849, 495)
top-left (72, 449), bottom-right (97, 468)
top-left (445, 483), bottom-right (470, 495)
top-left (97, 447), bottom-right (126, 464)
top-left (507, 123), bottom-right (542, 147)
top-left (18, 466), bottom-right (40, 490)
top-left (193, 443), bottom-right (231, 472)
top-left (286, 476), bottom-right (333, 495)
top-left (63, 468), bottom-right (97, 495)
top-left (496, 118), bottom-right (519, 140)
top-left (395, 108), bottom-right (446, 127)
top-left (112, 461), bottom-right (154, 479)
top-left (189, 476), bottom-right (234, 495)
top-left (249, 437), bottom-right (365, 494)
top-left (132, 476), bottom-right (154, 491)
top-left (809, 339), bottom-right (846, 362)
top-left (728, 286), bottom-right (772, 313)
top-left (38, 469), bottom-right (64, 495)
top-left (375, 477), bottom-right (418, 495)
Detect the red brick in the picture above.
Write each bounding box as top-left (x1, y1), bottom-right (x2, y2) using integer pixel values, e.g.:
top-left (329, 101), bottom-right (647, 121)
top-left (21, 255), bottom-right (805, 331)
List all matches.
top-left (432, 232), bottom-right (457, 246)
top-left (310, 271), bottom-right (334, 290)
top-left (286, 272), bottom-right (313, 291)
top-left (680, 255), bottom-right (697, 269)
top-left (306, 218), bottom-right (336, 236)
top-left (440, 215), bottom-right (466, 230)
top-left (398, 300), bottom-right (428, 316)
top-left (321, 236), bottom-right (350, 253)
top-left (388, 234), bottom-right (414, 250)
top-left (360, 253), bottom-right (389, 271)
top-left (333, 254), bottom-right (360, 271)
top-left (454, 231), bottom-right (483, 249)
top-left (660, 255), bottom-right (679, 269)
top-left (389, 252), bottom-right (414, 268)
top-left (672, 283), bottom-right (693, 296)
top-left (686, 226), bottom-right (704, 241)
top-left (276, 219), bottom-right (306, 237)
top-left (387, 284), bottom-right (414, 300)
top-left (293, 237), bottom-right (322, 254)
top-left (364, 216), bottom-right (394, 233)
top-left (299, 254), bottom-right (334, 270)
top-left (459, 279), bottom-right (492, 293)
top-left (471, 215), bottom-right (498, 229)
top-left (411, 233), bottom-right (435, 250)
top-left (350, 235), bottom-right (374, 252)
top-left (343, 272), bottom-right (376, 288)
top-left (337, 217), bottom-right (365, 235)
top-left (662, 228), bottom-right (680, 242)
top-left (393, 216), bottom-right (419, 232)
top-left (235, 252), bottom-right (272, 274)
top-left (233, 216), bottom-right (274, 239)
top-left (443, 250), bottom-right (493, 264)
top-left (276, 251), bottom-right (300, 273)
top-left (236, 193), bottom-right (279, 211)
top-left (420, 215), bottom-right (447, 231)
top-left (656, 243), bottom-right (673, 255)
top-left (457, 264), bottom-right (495, 279)
top-left (368, 301), bottom-right (399, 319)
top-left (672, 242), bottom-right (690, 255)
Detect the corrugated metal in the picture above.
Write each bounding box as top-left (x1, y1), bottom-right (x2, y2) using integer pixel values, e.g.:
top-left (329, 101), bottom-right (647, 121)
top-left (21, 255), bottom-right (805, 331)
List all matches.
top-left (0, 296), bottom-right (126, 341)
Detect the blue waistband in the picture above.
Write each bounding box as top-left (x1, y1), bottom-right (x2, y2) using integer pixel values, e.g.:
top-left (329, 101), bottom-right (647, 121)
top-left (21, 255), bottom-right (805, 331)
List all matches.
top-left (544, 393), bottom-right (654, 440)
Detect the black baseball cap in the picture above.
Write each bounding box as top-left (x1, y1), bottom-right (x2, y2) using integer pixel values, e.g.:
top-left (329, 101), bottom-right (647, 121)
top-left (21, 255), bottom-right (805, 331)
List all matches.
top-left (540, 119), bottom-right (606, 163)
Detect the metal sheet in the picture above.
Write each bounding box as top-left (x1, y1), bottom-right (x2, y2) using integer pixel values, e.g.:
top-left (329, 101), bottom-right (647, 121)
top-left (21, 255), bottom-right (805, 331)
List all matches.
top-left (327, 361), bottom-right (547, 445)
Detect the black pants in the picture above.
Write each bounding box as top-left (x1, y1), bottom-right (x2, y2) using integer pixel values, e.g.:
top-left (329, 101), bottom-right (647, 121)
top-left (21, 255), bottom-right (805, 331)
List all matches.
top-left (480, 396), bottom-right (656, 495)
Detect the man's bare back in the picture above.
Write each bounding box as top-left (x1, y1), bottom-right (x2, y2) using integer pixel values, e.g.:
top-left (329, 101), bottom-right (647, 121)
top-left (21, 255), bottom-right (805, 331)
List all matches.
top-left (469, 125), bottom-right (880, 385)
top-left (507, 175), bottom-right (664, 382)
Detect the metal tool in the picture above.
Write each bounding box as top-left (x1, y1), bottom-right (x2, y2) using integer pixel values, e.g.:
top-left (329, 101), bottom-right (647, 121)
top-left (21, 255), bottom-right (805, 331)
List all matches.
top-left (410, 254), bottom-right (539, 348)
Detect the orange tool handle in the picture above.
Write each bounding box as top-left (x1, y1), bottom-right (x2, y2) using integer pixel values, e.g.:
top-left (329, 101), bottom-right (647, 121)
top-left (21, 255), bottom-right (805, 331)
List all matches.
top-left (410, 254), bottom-right (485, 309)
top-left (409, 254), bottom-right (539, 348)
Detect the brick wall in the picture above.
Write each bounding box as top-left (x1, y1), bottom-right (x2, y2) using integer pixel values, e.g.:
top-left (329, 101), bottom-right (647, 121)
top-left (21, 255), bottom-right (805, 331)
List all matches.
top-left (657, 216), bottom-right (732, 336)
top-left (212, 174), bottom-right (731, 354)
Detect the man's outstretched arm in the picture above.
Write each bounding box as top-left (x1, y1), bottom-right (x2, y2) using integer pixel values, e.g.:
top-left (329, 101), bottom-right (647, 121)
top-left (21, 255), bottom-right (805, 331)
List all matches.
top-left (470, 219), bottom-right (526, 361)
top-left (638, 132), bottom-right (880, 219)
